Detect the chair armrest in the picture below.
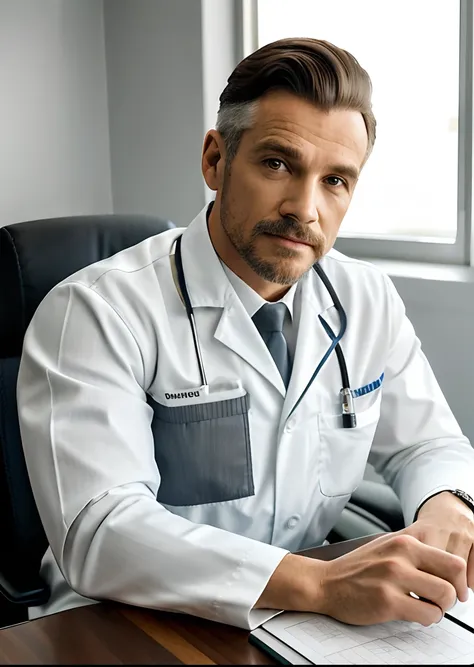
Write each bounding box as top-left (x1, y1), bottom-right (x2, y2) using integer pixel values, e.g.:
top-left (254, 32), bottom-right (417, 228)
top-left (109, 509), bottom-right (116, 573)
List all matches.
top-left (327, 480), bottom-right (405, 543)
top-left (327, 505), bottom-right (392, 543)
top-left (350, 479), bottom-right (405, 532)
top-left (0, 570), bottom-right (50, 606)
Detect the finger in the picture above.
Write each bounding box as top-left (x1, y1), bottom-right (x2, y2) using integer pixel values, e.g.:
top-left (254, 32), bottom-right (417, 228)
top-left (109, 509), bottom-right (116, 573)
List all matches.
top-left (467, 544), bottom-right (474, 590)
top-left (446, 531), bottom-right (473, 565)
top-left (393, 534), bottom-right (469, 602)
top-left (420, 547), bottom-right (468, 602)
top-left (396, 592), bottom-right (443, 627)
top-left (401, 570), bottom-right (457, 614)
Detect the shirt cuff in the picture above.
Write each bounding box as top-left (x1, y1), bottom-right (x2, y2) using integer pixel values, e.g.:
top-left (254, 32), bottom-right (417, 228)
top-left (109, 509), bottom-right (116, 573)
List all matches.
top-left (210, 542), bottom-right (289, 630)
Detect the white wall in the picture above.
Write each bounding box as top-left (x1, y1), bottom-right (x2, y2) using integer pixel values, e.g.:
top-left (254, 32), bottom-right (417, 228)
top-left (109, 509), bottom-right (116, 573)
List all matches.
top-left (388, 270), bottom-right (474, 442)
top-left (104, 0), bottom-right (206, 226)
top-left (0, 0), bottom-right (112, 226)
top-left (201, 0), bottom-right (239, 204)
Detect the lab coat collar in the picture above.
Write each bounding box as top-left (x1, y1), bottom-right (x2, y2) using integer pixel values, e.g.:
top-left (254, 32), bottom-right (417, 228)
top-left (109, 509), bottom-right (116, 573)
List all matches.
top-left (180, 206), bottom-right (335, 398)
top-left (180, 209), bottom-right (285, 393)
top-left (180, 205), bottom-right (234, 308)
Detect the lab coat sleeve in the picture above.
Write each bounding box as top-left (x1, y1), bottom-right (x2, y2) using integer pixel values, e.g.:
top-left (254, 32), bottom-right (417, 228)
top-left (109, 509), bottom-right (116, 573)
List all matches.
top-left (17, 281), bottom-right (288, 629)
top-left (368, 275), bottom-right (474, 525)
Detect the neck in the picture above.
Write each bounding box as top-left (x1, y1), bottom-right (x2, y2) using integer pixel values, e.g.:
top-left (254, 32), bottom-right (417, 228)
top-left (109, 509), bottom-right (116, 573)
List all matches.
top-left (207, 205), bottom-right (292, 302)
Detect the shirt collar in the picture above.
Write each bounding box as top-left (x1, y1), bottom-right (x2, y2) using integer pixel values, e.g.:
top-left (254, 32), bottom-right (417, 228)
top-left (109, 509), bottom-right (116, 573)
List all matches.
top-left (220, 260), bottom-right (298, 320)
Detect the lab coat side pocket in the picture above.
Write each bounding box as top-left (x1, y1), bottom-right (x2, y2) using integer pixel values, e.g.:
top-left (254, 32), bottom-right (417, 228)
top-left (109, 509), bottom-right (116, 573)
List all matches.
top-left (318, 394), bottom-right (382, 498)
top-left (147, 393), bottom-right (255, 506)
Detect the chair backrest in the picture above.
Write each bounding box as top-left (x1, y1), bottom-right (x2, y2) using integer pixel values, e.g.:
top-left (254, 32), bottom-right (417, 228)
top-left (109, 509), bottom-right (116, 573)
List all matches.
top-left (0, 214), bottom-right (175, 601)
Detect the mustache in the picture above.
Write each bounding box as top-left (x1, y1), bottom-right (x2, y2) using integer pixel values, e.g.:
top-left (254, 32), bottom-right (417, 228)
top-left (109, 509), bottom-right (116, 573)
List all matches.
top-left (251, 218), bottom-right (321, 247)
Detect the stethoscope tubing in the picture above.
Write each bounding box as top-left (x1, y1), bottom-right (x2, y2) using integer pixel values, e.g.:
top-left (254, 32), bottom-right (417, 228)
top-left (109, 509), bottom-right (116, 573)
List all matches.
top-left (173, 234), bottom-right (356, 427)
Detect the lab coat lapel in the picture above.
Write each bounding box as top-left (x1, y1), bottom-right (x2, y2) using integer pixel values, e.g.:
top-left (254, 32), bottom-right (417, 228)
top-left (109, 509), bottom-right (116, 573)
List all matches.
top-left (214, 295), bottom-right (286, 396)
top-left (281, 266), bottom-right (336, 425)
top-left (180, 206), bottom-right (286, 396)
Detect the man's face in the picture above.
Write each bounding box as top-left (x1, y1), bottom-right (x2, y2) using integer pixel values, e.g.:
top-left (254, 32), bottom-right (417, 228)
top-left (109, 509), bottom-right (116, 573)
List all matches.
top-left (204, 90), bottom-right (369, 288)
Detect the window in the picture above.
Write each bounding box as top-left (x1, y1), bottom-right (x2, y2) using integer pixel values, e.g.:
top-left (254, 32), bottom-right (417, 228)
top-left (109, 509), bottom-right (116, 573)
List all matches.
top-left (243, 0), bottom-right (473, 264)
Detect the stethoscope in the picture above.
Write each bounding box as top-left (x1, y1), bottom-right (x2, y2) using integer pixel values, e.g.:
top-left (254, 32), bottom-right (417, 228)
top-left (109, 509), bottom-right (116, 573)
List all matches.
top-left (174, 234), bottom-right (357, 428)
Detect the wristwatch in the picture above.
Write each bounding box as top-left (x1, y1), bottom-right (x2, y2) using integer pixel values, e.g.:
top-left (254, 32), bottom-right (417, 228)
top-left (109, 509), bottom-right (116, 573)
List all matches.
top-left (450, 489), bottom-right (474, 515)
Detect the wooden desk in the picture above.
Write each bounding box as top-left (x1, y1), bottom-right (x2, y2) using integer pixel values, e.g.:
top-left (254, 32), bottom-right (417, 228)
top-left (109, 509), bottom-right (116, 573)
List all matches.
top-left (0, 535), bottom-right (377, 665)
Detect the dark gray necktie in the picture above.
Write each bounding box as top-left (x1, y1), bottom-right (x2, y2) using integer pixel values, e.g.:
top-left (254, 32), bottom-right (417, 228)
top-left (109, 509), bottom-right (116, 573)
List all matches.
top-left (252, 303), bottom-right (292, 388)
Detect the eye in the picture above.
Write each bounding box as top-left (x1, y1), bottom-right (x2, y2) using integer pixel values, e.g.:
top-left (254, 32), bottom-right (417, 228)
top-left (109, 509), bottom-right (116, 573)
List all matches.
top-left (325, 175), bottom-right (346, 188)
top-left (263, 158), bottom-right (288, 172)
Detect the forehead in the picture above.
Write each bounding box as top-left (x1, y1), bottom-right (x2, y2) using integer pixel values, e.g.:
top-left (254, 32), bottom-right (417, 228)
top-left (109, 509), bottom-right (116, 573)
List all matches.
top-left (244, 90), bottom-right (368, 166)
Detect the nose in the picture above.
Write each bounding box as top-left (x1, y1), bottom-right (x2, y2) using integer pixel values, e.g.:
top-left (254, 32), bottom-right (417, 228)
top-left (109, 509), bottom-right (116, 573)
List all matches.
top-left (279, 177), bottom-right (320, 225)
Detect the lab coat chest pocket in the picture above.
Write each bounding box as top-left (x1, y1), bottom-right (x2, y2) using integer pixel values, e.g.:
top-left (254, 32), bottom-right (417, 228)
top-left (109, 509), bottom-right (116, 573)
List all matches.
top-left (318, 393), bottom-right (382, 497)
top-left (147, 392), bottom-right (255, 506)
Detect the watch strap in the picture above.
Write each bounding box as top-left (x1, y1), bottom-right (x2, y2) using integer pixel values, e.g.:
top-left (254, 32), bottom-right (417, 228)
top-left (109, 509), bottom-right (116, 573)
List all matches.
top-left (450, 489), bottom-right (474, 514)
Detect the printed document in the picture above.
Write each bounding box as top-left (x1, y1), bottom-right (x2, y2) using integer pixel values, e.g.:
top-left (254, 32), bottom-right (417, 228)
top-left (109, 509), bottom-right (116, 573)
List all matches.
top-left (251, 592), bottom-right (474, 664)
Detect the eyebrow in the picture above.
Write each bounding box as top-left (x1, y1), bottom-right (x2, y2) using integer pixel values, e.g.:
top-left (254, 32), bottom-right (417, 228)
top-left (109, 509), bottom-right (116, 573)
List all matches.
top-left (253, 139), bottom-right (360, 182)
top-left (326, 163), bottom-right (360, 182)
top-left (253, 139), bottom-right (304, 163)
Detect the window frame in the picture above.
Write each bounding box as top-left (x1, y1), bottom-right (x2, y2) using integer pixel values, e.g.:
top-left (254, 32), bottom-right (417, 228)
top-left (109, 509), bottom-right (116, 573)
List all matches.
top-left (238, 0), bottom-right (473, 265)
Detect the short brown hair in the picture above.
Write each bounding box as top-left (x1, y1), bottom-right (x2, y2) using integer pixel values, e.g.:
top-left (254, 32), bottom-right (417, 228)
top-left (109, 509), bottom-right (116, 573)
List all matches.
top-left (217, 37), bottom-right (376, 163)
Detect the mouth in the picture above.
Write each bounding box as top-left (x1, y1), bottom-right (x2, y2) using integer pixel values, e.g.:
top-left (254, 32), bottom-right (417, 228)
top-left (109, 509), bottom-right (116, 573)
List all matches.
top-left (265, 233), bottom-right (313, 249)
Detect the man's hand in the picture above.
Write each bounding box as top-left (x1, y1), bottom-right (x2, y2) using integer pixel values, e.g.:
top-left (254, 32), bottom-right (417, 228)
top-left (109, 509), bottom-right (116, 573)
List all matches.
top-left (314, 532), bottom-right (469, 626)
top-left (406, 491), bottom-right (474, 588)
top-left (256, 528), bottom-right (470, 626)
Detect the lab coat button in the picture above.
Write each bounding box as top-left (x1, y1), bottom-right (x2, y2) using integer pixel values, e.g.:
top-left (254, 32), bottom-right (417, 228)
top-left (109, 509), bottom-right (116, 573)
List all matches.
top-left (286, 515), bottom-right (300, 529)
top-left (284, 419), bottom-right (295, 433)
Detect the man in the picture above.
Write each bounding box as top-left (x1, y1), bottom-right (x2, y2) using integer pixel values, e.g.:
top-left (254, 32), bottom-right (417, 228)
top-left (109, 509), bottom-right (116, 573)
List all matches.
top-left (18, 37), bottom-right (474, 630)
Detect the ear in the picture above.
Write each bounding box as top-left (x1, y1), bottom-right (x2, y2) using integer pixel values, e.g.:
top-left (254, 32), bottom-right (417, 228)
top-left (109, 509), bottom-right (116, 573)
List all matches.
top-left (201, 130), bottom-right (226, 191)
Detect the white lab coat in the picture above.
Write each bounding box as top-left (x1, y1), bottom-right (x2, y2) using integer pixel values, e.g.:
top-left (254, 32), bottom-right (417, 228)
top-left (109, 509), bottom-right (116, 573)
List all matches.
top-left (17, 205), bottom-right (474, 629)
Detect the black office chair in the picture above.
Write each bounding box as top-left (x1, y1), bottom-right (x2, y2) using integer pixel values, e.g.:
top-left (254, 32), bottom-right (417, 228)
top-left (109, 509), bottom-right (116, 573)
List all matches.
top-left (328, 479), bottom-right (405, 543)
top-left (0, 214), bottom-right (175, 627)
top-left (0, 212), bottom-right (403, 628)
